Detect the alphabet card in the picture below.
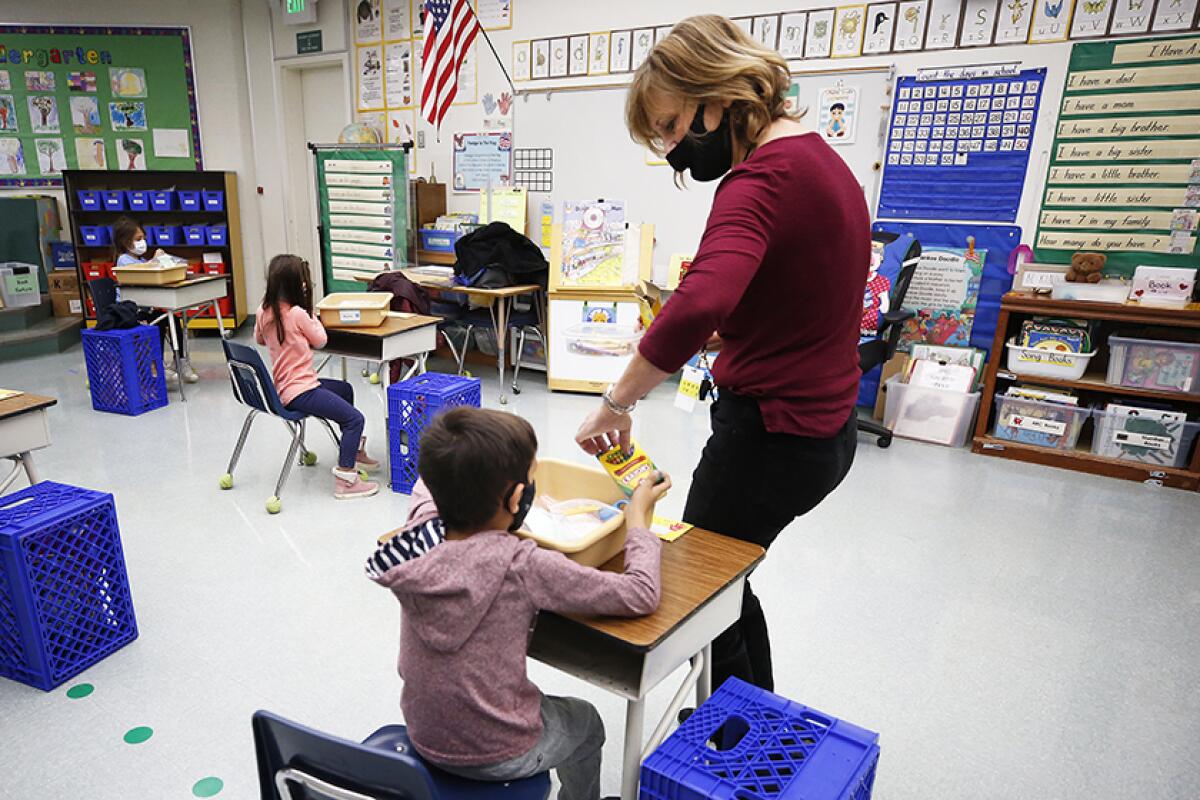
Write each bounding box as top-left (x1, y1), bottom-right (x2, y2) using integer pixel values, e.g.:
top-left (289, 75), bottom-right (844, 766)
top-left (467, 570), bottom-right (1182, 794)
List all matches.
top-left (894, 1), bottom-right (928, 51)
top-left (832, 6), bottom-right (866, 57)
top-left (1028, 0), bottom-right (1075, 43)
top-left (1111, 0), bottom-right (1154, 34)
top-left (805, 9), bottom-right (835, 57)
top-left (960, 0), bottom-right (1000, 46)
top-left (995, 0), bottom-right (1035, 42)
top-left (926, 0), bottom-right (964, 48)
top-left (1152, 0), bottom-right (1199, 31)
top-left (864, 3), bottom-right (897, 53)
top-left (1070, 0), bottom-right (1115, 38)
top-left (779, 13), bottom-right (807, 58)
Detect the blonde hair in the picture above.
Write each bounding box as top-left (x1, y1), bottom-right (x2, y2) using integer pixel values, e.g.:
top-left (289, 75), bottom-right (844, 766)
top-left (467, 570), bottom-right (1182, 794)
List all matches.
top-left (627, 15), bottom-right (796, 157)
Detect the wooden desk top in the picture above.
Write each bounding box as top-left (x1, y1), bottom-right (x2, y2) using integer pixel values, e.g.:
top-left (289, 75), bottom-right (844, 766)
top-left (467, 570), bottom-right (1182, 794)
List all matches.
top-left (0, 392), bottom-right (57, 421)
top-left (322, 312), bottom-right (441, 338)
top-left (352, 270), bottom-right (541, 299)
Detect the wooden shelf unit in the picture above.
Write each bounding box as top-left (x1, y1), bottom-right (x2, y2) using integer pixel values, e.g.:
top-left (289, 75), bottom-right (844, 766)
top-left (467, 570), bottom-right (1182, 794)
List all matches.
top-left (63, 169), bottom-right (248, 333)
top-left (972, 292), bottom-right (1200, 491)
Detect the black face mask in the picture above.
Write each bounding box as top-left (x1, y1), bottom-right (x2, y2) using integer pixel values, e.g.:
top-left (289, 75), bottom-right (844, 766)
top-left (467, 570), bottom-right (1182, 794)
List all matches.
top-left (666, 104), bottom-right (733, 182)
top-left (507, 481), bottom-right (537, 532)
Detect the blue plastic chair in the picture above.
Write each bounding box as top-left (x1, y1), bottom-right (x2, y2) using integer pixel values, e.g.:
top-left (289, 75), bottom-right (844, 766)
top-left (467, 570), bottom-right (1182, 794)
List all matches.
top-left (219, 339), bottom-right (339, 514)
top-left (252, 710), bottom-right (551, 800)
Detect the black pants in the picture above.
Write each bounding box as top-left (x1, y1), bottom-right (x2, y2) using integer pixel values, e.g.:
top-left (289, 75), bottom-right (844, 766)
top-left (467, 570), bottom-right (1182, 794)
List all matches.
top-left (682, 392), bottom-right (857, 692)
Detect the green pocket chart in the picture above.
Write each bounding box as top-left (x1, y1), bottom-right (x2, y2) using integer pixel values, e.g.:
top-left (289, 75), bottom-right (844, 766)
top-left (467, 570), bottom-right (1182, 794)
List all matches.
top-left (1033, 34), bottom-right (1200, 278)
top-left (0, 24), bottom-right (200, 187)
top-left (314, 146), bottom-right (408, 294)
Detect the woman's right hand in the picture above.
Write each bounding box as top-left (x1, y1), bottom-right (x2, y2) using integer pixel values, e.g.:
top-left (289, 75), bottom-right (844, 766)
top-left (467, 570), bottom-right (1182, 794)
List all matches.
top-left (626, 471), bottom-right (671, 529)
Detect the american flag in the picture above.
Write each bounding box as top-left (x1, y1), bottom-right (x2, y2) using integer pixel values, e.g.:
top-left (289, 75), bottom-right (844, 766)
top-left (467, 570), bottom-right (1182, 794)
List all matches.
top-left (420, 0), bottom-right (481, 131)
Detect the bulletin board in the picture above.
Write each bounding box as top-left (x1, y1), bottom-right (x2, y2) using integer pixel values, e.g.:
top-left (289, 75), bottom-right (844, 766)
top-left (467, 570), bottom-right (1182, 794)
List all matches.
top-left (1033, 34), bottom-right (1200, 278)
top-left (0, 25), bottom-right (201, 187)
top-left (877, 68), bottom-right (1046, 223)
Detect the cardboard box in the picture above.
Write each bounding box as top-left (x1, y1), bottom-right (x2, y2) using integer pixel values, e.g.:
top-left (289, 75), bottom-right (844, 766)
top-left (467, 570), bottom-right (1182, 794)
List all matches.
top-left (48, 270), bottom-right (82, 317)
top-left (47, 271), bottom-right (78, 294)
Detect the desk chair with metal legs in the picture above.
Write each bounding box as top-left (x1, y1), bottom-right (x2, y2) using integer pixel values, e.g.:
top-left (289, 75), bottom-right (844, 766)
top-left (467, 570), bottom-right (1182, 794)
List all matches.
top-left (453, 292), bottom-right (545, 394)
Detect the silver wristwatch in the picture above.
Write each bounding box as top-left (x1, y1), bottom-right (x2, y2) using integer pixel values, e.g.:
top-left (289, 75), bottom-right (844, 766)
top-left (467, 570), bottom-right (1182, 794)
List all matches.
top-left (603, 385), bottom-right (637, 415)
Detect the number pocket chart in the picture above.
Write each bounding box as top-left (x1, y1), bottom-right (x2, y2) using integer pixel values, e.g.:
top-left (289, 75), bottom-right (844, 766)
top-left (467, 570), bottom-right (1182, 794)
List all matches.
top-left (877, 67), bottom-right (1046, 223)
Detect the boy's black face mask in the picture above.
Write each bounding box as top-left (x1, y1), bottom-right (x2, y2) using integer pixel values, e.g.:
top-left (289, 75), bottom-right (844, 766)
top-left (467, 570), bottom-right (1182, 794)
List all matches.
top-left (508, 481), bottom-right (537, 532)
top-left (666, 104), bottom-right (733, 182)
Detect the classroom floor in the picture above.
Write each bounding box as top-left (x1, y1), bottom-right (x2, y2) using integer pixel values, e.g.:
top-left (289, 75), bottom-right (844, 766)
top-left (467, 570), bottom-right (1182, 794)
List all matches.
top-left (1, 331), bottom-right (1198, 800)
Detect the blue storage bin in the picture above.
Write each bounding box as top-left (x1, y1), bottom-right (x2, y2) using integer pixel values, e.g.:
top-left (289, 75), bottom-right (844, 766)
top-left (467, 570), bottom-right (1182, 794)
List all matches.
top-left (150, 225), bottom-right (182, 246)
top-left (419, 229), bottom-right (462, 253)
top-left (149, 190), bottom-right (175, 211)
top-left (50, 241), bottom-right (76, 269)
top-left (177, 190), bottom-right (202, 211)
top-left (205, 225), bottom-right (228, 246)
top-left (183, 224), bottom-right (207, 245)
top-left (80, 325), bottom-right (168, 416)
top-left (77, 191), bottom-right (101, 211)
top-left (79, 225), bottom-right (111, 246)
top-left (125, 190), bottom-right (151, 212)
top-left (641, 678), bottom-right (880, 800)
top-left (387, 374), bottom-right (481, 493)
top-left (101, 190), bottom-right (125, 211)
top-left (201, 189), bottom-right (224, 211)
top-left (0, 481), bottom-right (139, 691)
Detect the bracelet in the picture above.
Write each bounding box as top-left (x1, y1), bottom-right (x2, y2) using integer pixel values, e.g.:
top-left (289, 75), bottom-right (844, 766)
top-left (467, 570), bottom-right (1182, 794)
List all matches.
top-left (603, 385), bottom-right (636, 415)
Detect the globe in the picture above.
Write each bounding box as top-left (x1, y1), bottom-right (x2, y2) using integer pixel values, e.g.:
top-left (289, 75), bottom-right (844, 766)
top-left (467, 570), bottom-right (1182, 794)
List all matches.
top-left (338, 123), bottom-right (381, 144)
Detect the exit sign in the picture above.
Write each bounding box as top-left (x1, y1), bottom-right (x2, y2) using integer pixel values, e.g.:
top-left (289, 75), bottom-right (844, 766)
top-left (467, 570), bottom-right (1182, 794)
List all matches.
top-left (282, 0), bottom-right (317, 24)
top-left (286, 0), bottom-right (305, 11)
top-left (297, 30), bottom-right (323, 54)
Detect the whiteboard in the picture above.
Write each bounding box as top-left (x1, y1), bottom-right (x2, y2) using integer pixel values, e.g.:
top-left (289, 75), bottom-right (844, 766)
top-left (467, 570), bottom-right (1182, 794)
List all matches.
top-left (512, 66), bottom-right (894, 274)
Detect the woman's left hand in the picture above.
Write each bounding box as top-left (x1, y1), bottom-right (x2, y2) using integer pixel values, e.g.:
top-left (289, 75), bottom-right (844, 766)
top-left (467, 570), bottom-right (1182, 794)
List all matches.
top-left (575, 403), bottom-right (632, 456)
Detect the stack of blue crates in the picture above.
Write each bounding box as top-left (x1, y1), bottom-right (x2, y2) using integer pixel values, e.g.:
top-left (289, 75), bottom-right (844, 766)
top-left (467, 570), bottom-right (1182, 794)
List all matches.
top-left (81, 326), bottom-right (168, 416)
top-left (387, 373), bottom-right (481, 493)
top-left (640, 677), bottom-right (880, 800)
top-left (0, 482), bottom-right (138, 691)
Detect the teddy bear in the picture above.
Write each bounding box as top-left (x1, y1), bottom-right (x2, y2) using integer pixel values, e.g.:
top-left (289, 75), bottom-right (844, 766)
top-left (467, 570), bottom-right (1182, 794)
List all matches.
top-left (1065, 251), bottom-right (1106, 283)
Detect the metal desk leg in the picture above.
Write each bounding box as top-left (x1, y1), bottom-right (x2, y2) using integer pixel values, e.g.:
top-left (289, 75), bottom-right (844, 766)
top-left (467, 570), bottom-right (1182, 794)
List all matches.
top-left (621, 698), bottom-right (645, 800)
top-left (165, 311), bottom-right (186, 402)
top-left (213, 299), bottom-right (226, 339)
top-left (699, 642), bottom-right (713, 704)
top-left (341, 357), bottom-right (348, 382)
top-left (489, 296), bottom-right (511, 403)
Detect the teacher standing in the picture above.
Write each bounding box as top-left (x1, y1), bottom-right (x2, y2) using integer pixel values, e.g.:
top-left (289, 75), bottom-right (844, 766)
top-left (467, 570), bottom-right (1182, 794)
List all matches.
top-left (575, 15), bottom-right (869, 692)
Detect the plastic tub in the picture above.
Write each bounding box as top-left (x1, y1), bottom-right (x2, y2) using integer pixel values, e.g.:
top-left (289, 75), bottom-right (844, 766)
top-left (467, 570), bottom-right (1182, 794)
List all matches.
top-left (883, 378), bottom-right (981, 447)
top-left (183, 224), bottom-right (207, 245)
top-left (201, 189), bottom-right (224, 211)
top-left (512, 458), bottom-right (628, 568)
top-left (205, 224), bottom-right (228, 246)
top-left (177, 190), bottom-right (202, 211)
top-left (0, 262), bottom-right (42, 308)
top-left (150, 225), bottom-right (182, 246)
top-left (1005, 339), bottom-right (1098, 381)
top-left (1051, 279), bottom-right (1131, 304)
top-left (316, 292), bottom-right (392, 327)
top-left (149, 190), bottom-right (175, 211)
top-left (77, 190), bottom-right (101, 211)
top-left (101, 190), bottom-right (125, 211)
top-left (125, 190), bottom-right (151, 212)
top-left (1091, 409), bottom-right (1200, 468)
top-left (80, 225), bottom-right (111, 246)
top-left (992, 393), bottom-right (1090, 450)
top-left (564, 323), bottom-right (642, 357)
top-left (419, 228), bottom-right (461, 252)
top-left (111, 263), bottom-right (187, 286)
top-left (1106, 335), bottom-right (1200, 395)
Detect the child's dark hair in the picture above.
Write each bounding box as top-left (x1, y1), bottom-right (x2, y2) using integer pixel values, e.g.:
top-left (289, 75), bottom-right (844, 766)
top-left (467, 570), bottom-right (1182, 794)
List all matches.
top-left (261, 254), bottom-right (314, 345)
top-left (111, 216), bottom-right (143, 260)
top-left (418, 407), bottom-right (538, 532)
top-left (830, 102), bottom-right (845, 112)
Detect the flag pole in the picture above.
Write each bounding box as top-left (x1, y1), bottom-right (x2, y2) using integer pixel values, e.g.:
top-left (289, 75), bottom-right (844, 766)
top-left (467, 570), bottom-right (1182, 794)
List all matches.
top-left (475, 22), bottom-right (516, 96)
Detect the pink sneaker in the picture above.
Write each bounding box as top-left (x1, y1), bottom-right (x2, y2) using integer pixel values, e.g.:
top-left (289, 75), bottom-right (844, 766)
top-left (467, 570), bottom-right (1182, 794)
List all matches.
top-left (334, 469), bottom-right (379, 500)
top-left (355, 436), bottom-right (380, 473)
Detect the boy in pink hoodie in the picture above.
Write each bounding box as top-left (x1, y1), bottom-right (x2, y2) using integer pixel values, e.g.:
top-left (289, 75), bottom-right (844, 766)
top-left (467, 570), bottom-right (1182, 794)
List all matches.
top-left (366, 407), bottom-right (670, 800)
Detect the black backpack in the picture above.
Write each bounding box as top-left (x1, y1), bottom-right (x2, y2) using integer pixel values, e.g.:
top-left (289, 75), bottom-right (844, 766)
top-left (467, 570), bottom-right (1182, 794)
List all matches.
top-left (452, 222), bottom-right (548, 289)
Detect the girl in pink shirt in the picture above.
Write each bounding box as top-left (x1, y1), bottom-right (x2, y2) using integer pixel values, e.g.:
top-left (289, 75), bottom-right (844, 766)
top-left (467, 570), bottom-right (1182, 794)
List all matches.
top-left (254, 255), bottom-right (380, 499)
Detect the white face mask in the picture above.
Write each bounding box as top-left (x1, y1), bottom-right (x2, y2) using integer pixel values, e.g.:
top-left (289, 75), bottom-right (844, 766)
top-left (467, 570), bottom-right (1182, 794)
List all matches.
top-left (132, 239), bottom-right (148, 256)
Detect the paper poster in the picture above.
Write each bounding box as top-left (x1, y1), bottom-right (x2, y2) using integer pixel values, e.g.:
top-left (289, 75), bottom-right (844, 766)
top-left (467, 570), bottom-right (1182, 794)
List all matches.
top-left (25, 71), bottom-right (54, 92)
top-left (925, 0), bottom-right (963, 48)
top-left (1152, 0), bottom-right (1199, 31)
top-left (994, 0), bottom-right (1033, 42)
top-left (34, 138), bottom-right (63, 175)
top-left (893, 1), bottom-right (927, 50)
top-left (589, 32), bottom-right (610, 75)
top-left (475, 0), bottom-right (512, 30)
top-left (452, 130), bottom-right (512, 191)
top-left (900, 247), bottom-right (985, 350)
top-left (569, 35), bottom-right (588, 76)
top-left (753, 15), bottom-right (780, 49)
top-left (832, 6), bottom-right (867, 57)
top-left (632, 29), bottom-right (654, 69)
top-left (784, 80), bottom-right (803, 115)
top-left (0, 138), bottom-right (24, 175)
top-left (354, 0), bottom-right (382, 43)
top-left (512, 41), bottom-right (531, 81)
top-left (74, 137), bottom-right (106, 170)
top-left (117, 138), bottom-right (146, 170)
top-left (559, 200), bottom-right (628, 288)
top-left (0, 95), bottom-right (16, 131)
top-left (550, 37), bottom-right (568, 78)
top-left (69, 96), bottom-right (100, 134)
top-left (960, 0), bottom-right (999, 46)
top-left (610, 31), bottom-right (632, 72)
top-left (357, 45), bottom-right (384, 110)
top-left (385, 41), bottom-right (414, 107)
top-left (0, 71), bottom-right (8, 91)
top-left (864, 3), bottom-right (897, 53)
top-left (820, 86), bottom-right (859, 145)
top-left (153, 128), bottom-right (191, 158)
top-left (384, 0), bottom-right (411, 39)
top-left (482, 90), bottom-right (513, 128)
top-left (1070, 0), bottom-right (1114, 37)
top-left (27, 95), bottom-right (58, 133)
top-left (1111, 0), bottom-right (1154, 34)
top-left (109, 67), bottom-right (145, 98)
top-left (107, 100), bottom-right (145, 131)
top-left (67, 71), bottom-right (97, 92)
top-left (1029, 0), bottom-right (1075, 42)
top-left (479, 186), bottom-right (527, 233)
top-left (779, 13), bottom-right (807, 57)
top-left (455, 45), bottom-right (477, 104)
top-left (805, 9), bottom-right (835, 56)
top-left (532, 40), bottom-right (550, 79)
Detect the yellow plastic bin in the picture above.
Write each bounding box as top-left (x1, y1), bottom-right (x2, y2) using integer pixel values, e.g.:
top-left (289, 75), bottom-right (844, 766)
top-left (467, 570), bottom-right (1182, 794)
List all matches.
top-left (316, 292), bottom-right (392, 327)
top-left (514, 458), bottom-right (628, 568)
top-left (111, 263), bottom-right (186, 286)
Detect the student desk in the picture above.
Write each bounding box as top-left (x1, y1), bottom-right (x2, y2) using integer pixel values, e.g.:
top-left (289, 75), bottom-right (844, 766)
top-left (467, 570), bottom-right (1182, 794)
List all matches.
top-left (318, 312), bottom-right (441, 387)
top-left (0, 392), bottom-right (56, 493)
top-left (528, 528), bottom-right (764, 800)
top-left (117, 275), bottom-right (230, 402)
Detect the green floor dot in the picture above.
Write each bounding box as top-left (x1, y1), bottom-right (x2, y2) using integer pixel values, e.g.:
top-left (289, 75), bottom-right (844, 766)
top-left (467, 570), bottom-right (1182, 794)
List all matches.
top-left (192, 777), bottom-right (224, 797)
top-left (123, 726), bottom-right (154, 745)
top-left (65, 683), bottom-right (94, 699)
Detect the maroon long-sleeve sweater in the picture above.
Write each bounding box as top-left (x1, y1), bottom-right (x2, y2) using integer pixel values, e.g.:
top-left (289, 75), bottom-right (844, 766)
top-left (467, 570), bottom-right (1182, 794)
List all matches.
top-left (639, 133), bottom-right (870, 438)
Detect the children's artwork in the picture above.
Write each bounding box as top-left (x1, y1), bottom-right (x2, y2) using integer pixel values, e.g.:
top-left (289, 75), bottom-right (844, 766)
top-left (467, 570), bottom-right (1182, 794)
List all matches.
top-left (75, 137), bottom-right (107, 170)
top-left (70, 96), bottom-right (101, 134)
top-left (1028, 0), bottom-right (1073, 42)
top-left (27, 96), bottom-right (58, 133)
top-left (34, 138), bottom-right (64, 175)
top-left (550, 37), bottom-right (569, 78)
top-left (109, 67), bottom-right (146, 98)
top-left (119, 138), bottom-right (146, 170)
top-left (832, 6), bottom-right (867, 57)
top-left (354, 0), bottom-right (382, 43)
top-left (631, 29), bottom-right (654, 69)
top-left (805, 9), bottom-right (835, 57)
top-left (995, 0), bottom-right (1035, 42)
top-left (68, 71), bottom-right (98, 92)
top-left (109, 101), bottom-right (146, 131)
top-left (357, 45), bottom-right (384, 110)
top-left (864, 3), bottom-right (898, 53)
top-left (152, 128), bottom-right (191, 159)
top-left (0, 95), bottom-right (16, 131)
top-left (894, 0), bottom-right (928, 50)
top-left (0, 138), bottom-right (25, 175)
top-left (819, 86), bottom-right (859, 145)
top-left (960, 0), bottom-right (1000, 46)
top-left (610, 31), bottom-right (632, 73)
top-left (512, 41), bottom-right (531, 82)
top-left (558, 201), bottom-right (627, 288)
top-left (589, 32), bottom-right (610, 75)
top-left (0, 71), bottom-right (8, 91)
top-left (779, 13), bottom-right (807, 58)
top-left (925, 0), bottom-right (964, 48)
top-left (25, 71), bottom-right (55, 92)
top-left (384, 41), bottom-right (413, 107)
top-left (899, 246), bottom-right (986, 350)
top-left (482, 90), bottom-right (513, 129)
top-left (532, 40), bottom-right (550, 79)
top-left (568, 35), bottom-right (588, 77)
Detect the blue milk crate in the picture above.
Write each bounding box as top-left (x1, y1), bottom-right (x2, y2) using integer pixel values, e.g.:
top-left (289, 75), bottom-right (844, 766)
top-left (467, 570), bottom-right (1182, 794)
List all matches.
top-left (101, 190), bottom-right (125, 211)
top-left (149, 190), bottom-right (175, 211)
top-left (205, 225), bottom-right (228, 246)
top-left (183, 224), bottom-right (207, 245)
top-left (77, 190), bottom-right (101, 210)
top-left (0, 481), bottom-right (138, 691)
top-left (81, 326), bottom-right (168, 416)
top-left (387, 373), bottom-right (482, 493)
top-left (201, 189), bottom-right (225, 210)
top-left (125, 190), bottom-right (151, 212)
top-left (177, 190), bottom-right (202, 211)
top-left (640, 678), bottom-right (880, 800)
top-left (80, 225), bottom-right (111, 246)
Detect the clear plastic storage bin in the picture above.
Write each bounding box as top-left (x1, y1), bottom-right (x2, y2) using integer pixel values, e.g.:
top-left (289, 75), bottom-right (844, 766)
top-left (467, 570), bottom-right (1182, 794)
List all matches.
top-left (0, 262), bottom-right (41, 308)
top-left (992, 393), bottom-right (1090, 450)
top-left (563, 323), bottom-right (642, 357)
top-left (1091, 409), bottom-right (1200, 468)
top-left (883, 378), bottom-right (980, 447)
top-left (1106, 335), bottom-right (1200, 395)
